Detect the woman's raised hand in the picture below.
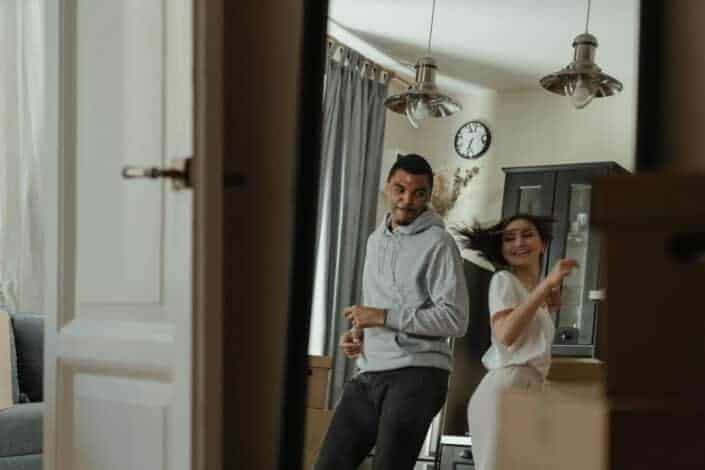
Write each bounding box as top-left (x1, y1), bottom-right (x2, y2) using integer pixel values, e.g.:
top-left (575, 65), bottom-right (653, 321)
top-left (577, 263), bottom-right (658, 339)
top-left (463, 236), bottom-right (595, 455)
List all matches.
top-left (546, 258), bottom-right (578, 288)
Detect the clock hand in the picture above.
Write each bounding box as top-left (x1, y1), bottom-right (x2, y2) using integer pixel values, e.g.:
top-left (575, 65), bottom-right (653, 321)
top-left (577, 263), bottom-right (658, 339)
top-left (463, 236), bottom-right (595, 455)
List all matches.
top-left (466, 138), bottom-right (474, 155)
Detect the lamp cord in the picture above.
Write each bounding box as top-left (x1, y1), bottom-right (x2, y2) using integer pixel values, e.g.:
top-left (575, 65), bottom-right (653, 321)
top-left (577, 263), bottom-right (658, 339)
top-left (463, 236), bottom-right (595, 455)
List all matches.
top-left (427, 0), bottom-right (436, 55)
top-left (584, 0), bottom-right (592, 33)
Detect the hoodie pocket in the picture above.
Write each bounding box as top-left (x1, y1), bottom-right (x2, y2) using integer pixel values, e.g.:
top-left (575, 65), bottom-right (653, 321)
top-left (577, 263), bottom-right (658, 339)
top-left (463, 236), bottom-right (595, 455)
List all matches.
top-left (394, 331), bottom-right (447, 354)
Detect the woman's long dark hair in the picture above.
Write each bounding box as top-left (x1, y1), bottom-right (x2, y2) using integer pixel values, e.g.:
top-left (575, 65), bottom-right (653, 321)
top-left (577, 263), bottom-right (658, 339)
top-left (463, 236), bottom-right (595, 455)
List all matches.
top-left (455, 214), bottom-right (554, 269)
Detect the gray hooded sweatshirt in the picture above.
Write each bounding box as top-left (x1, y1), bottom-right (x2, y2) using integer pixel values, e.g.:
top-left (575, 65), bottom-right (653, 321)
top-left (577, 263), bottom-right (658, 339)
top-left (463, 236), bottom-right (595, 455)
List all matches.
top-left (356, 209), bottom-right (469, 373)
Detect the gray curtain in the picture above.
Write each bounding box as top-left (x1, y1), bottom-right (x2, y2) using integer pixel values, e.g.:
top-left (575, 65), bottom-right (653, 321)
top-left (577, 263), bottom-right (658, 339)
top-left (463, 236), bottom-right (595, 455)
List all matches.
top-left (312, 45), bottom-right (389, 405)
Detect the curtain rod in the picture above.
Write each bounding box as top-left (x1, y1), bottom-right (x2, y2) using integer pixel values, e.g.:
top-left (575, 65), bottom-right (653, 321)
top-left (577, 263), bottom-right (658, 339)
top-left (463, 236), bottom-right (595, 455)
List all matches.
top-left (326, 35), bottom-right (412, 88)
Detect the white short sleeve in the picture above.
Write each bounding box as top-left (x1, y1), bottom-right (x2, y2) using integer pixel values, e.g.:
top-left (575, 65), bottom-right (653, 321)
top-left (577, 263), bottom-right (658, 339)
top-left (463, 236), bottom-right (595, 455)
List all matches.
top-left (488, 271), bottom-right (521, 317)
top-left (482, 270), bottom-right (554, 378)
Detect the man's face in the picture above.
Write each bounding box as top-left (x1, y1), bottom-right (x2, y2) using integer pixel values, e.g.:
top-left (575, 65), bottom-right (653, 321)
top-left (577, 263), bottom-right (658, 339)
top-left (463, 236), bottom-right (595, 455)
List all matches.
top-left (385, 169), bottom-right (432, 228)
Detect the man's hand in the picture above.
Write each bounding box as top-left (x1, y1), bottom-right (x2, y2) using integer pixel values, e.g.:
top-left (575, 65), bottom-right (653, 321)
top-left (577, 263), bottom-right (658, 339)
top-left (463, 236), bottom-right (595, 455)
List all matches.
top-left (339, 330), bottom-right (362, 358)
top-left (343, 305), bottom-right (386, 329)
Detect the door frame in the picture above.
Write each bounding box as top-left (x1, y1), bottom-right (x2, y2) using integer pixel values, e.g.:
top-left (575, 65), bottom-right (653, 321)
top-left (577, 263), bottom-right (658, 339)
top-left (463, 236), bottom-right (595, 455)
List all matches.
top-left (214, 0), bottom-right (675, 468)
top-left (192, 1), bottom-right (224, 469)
top-left (276, 2), bottom-right (328, 468)
top-left (207, 0), bottom-right (705, 468)
top-left (219, 0), bottom-right (327, 468)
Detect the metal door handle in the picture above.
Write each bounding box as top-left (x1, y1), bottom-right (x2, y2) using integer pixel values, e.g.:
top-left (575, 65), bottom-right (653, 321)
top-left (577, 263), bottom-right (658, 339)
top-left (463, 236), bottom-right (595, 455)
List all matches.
top-left (122, 157), bottom-right (246, 190)
top-left (122, 157), bottom-right (191, 190)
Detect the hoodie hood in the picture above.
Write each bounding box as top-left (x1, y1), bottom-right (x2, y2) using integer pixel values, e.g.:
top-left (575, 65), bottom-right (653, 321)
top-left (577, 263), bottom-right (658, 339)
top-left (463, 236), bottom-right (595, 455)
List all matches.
top-left (382, 208), bottom-right (445, 236)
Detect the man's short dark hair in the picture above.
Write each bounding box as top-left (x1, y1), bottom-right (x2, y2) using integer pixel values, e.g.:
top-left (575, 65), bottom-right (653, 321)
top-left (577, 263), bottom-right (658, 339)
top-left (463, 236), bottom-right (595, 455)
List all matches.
top-left (387, 154), bottom-right (434, 189)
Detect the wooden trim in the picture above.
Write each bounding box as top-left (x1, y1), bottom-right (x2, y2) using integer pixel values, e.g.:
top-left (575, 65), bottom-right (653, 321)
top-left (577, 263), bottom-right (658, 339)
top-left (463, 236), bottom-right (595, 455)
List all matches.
top-left (502, 161), bottom-right (629, 174)
top-left (193, 0), bottom-right (224, 469)
top-left (593, 175), bottom-right (705, 224)
top-left (222, 0), bottom-right (313, 468)
top-left (280, 1), bottom-right (328, 467)
top-left (634, 1), bottom-right (664, 172)
top-left (42, 2), bottom-right (62, 468)
top-left (547, 358), bottom-right (605, 382)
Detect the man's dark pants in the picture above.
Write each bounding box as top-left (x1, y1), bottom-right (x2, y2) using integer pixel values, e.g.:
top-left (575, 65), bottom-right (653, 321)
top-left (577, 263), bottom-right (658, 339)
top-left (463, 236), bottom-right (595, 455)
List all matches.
top-left (314, 367), bottom-right (449, 470)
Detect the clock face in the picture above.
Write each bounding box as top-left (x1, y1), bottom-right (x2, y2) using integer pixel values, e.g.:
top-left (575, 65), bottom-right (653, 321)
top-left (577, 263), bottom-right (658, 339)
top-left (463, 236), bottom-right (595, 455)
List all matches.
top-left (454, 121), bottom-right (491, 159)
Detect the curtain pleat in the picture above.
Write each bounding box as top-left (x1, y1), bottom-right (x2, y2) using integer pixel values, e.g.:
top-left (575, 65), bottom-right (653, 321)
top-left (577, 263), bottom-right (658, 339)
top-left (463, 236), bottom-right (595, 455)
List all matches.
top-left (0, 0), bottom-right (45, 313)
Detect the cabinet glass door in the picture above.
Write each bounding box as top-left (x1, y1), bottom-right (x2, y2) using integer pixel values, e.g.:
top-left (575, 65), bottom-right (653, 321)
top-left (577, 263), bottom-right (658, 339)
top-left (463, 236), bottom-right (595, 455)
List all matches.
top-left (518, 185), bottom-right (544, 215)
top-left (550, 170), bottom-right (604, 356)
top-left (557, 183), bottom-right (592, 343)
top-left (501, 172), bottom-right (555, 219)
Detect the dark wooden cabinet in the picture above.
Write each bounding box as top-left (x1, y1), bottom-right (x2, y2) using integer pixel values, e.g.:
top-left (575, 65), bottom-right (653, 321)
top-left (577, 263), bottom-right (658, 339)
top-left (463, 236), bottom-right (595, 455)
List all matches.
top-left (501, 162), bottom-right (628, 357)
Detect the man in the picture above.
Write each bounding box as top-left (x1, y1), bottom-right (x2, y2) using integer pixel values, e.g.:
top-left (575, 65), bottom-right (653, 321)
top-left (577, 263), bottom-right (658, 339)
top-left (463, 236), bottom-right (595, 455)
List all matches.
top-left (315, 154), bottom-right (470, 470)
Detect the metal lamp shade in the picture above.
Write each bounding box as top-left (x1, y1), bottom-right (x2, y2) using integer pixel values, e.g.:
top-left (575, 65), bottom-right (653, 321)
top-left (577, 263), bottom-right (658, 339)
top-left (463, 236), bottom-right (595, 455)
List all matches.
top-left (540, 33), bottom-right (623, 100)
top-left (384, 93), bottom-right (461, 117)
top-left (384, 56), bottom-right (461, 127)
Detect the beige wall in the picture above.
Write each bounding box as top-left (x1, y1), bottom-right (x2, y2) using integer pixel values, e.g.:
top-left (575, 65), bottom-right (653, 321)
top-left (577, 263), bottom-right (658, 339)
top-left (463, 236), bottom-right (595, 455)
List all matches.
top-left (490, 86), bottom-right (637, 219)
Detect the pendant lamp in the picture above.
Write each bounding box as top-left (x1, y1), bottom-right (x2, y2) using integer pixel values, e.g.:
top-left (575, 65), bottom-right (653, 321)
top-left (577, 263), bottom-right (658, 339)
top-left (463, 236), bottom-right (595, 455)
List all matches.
top-left (540, 0), bottom-right (623, 109)
top-left (384, 0), bottom-right (461, 128)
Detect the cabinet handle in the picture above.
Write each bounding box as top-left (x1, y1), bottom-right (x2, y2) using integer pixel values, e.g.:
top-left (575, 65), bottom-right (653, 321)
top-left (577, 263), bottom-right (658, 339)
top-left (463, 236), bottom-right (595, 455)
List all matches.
top-left (588, 289), bottom-right (606, 301)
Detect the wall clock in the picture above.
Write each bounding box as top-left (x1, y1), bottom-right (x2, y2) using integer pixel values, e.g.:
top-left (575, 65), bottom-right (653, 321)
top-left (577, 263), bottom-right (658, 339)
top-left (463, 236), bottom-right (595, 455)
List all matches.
top-left (454, 120), bottom-right (491, 159)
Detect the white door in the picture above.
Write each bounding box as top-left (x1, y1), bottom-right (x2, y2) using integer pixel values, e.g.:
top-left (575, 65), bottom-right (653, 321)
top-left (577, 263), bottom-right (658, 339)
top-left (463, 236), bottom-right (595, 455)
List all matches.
top-left (43, 1), bottom-right (195, 468)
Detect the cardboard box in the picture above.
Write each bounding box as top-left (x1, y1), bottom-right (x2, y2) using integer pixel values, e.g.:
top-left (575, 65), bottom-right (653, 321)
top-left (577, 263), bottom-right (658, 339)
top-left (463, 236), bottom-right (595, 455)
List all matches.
top-left (303, 356), bottom-right (333, 469)
top-left (496, 389), bottom-right (608, 470)
top-left (306, 355), bottom-right (332, 409)
top-left (302, 407), bottom-right (333, 470)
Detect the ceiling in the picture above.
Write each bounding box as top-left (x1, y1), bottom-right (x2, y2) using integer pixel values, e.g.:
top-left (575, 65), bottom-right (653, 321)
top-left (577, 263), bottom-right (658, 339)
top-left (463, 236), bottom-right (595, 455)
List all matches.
top-left (328, 0), bottom-right (640, 94)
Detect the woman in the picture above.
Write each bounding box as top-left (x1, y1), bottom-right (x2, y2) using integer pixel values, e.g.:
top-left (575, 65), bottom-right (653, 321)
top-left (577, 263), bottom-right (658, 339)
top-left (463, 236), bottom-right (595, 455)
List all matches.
top-left (458, 214), bottom-right (577, 470)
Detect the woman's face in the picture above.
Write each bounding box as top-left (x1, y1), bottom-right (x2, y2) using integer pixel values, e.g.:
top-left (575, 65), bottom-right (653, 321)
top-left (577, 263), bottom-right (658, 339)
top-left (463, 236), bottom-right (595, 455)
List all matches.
top-left (501, 218), bottom-right (545, 270)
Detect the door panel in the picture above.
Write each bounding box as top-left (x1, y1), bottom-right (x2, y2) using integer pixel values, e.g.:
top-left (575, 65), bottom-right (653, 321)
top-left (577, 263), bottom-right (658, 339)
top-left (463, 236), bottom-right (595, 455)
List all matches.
top-left (74, 0), bottom-right (164, 308)
top-left (44, 0), bottom-right (193, 469)
top-left (71, 374), bottom-right (170, 469)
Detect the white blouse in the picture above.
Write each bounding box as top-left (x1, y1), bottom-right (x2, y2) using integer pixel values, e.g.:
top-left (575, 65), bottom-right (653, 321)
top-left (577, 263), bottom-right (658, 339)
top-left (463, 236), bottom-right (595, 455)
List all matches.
top-left (481, 270), bottom-right (554, 378)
